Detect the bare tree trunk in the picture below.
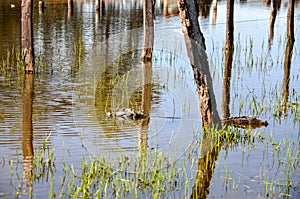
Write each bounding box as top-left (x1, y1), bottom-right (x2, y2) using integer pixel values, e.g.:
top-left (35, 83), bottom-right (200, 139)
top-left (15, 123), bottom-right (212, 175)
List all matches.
top-left (225, 0), bottom-right (234, 51)
top-left (268, 0), bottom-right (277, 49)
top-left (96, 0), bottom-right (100, 11)
top-left (178, 0), bottom-right (219, 128)
top-left (286, 0), bottom-right (295, 43)
top-left (39, 0), bottom-right (45, 14)
top-left (141, 0), bottom-right (155, 61)
top-left (68, 0), bottom-right (74, 17)
top-left (21, 0), bottom-right (34, 73)
top-left (178, 1), bottom-right (221, 198)
top-left (22, 74), bottom-right (34, 187)
top-left (212, 0), bottom-right (217, 25)
top-left (163, 0), bottom-right (168, 16)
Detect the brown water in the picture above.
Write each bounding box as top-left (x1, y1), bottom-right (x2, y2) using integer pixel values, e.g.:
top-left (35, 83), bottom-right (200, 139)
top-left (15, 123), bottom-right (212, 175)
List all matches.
top-left (0, 0), bottom-right (299, 198)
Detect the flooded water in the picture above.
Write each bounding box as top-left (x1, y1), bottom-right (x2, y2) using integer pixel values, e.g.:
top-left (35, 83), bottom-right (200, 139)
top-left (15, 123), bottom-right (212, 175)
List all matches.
top-left (0, 0), bottom-right (299, 198)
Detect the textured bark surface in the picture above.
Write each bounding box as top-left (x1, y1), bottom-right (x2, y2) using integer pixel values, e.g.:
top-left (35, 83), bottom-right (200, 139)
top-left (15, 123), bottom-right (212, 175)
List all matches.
top-left (21, 0), bottom-right (34, 73)
top-left (178, 0), bottom-right (220, 128)
top-left (141, 0), bottom-right (155, 61)
top-left (177, 2), bottom-right (221, 198)
top-left (225, 0), bottom-right (234, 51)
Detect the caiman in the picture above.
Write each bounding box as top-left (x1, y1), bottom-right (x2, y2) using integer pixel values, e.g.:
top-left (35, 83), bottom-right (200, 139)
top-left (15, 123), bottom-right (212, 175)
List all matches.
top-left (107, 108), bottom-right (148, 120)
top-left (221, 116), bottom-right (269, 129)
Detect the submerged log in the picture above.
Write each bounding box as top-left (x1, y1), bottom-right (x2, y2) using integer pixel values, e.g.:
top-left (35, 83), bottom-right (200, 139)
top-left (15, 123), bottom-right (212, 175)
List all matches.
top-left (107, 108), bottom-right (148, 121)
top-left (222, 116), bottom-right (268, 129)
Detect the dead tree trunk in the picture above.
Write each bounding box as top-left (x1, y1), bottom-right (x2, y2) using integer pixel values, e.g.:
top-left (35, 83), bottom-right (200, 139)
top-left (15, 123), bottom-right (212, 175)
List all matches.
top-left (68, 0), bottom-right (74, 17)
top-left (286, 0), bottom-right (295, 43)
top-left (141, 0), bottom-right (155, 61)
top-left (225, 0), bottom-right (234, 51)
top-left (21, 0), bottom-right (34, 73)
top-left (268, 0), bottom-right (277, 49)
top-left (178, 1), bottom-right (221, 198)
top-left (96, 0), bottom-right (100, 11)
top-left (39, 0), bottom-right (45, 14)
top-left (178, 0), bottom-right (220, 128)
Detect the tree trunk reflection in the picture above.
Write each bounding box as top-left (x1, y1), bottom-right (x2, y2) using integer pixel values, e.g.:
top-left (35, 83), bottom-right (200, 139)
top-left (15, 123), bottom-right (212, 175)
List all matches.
top-left (222, 49), bottom-right (233, 119)
top-left (139, 61), bottom-right (152, 149)
top-left (22, 74), bottom-right (34, 190)
top-left (281, 40), bottom-right (294, 116)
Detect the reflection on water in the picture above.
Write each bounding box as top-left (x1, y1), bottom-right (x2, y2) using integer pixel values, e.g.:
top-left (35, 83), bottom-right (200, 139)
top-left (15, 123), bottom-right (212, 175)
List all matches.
top-left (0, 0), bottom-right (299, 198)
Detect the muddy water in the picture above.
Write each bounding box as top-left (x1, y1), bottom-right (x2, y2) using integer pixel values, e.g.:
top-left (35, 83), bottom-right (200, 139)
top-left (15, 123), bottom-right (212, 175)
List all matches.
top-left (0, 0), bottom-right (299, 198)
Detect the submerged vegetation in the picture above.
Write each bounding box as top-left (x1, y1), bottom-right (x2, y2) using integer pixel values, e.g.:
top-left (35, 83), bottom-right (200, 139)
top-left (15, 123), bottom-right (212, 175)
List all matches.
top-left (1, 30), bottom-right (299, 198)
top-left (7, 124), bottom-right (298, 198)
top-left (0, 1), bottom-right (299, 199)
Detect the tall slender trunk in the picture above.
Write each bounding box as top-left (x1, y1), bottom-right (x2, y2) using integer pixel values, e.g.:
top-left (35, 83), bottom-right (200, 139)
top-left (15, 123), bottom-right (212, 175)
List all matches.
top-left (225, 0), bottom-right (234, 51)
top-left (178, 0), bottom-right (219, 128)
top-left (286, 0), bottom-right (295, 43)
top-left (141, 0), bottom-right (155, 61)
top-left (268, 0), bottom-right (277, 49)
top-left (178, 1), bottom-right (221, 198)
top-left (21, 0), bottom-right (34, 73)
top-left (96, 0), bottom-right (100, 11)
top-left (68, 0), bottom-right (74, 17)
top-left (39, 0), bottom-right (45, 14)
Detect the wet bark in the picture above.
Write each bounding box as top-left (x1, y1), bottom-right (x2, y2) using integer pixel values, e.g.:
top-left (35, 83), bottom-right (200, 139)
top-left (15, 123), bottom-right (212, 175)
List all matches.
top-left (268, 0), bottom-right (277, 48)
top-left (225, 0), bottom-right (234, 51)
top-left (21, 0), bottom-right (34, 73)
top-left (22, 74), bottom-right (34, 186)
top-left (141, 0), bottom-right (155, 61)
top-left (286, 0), bottom-right (295, 43)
